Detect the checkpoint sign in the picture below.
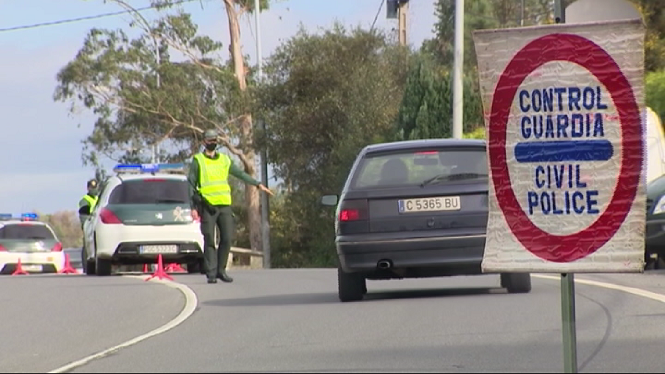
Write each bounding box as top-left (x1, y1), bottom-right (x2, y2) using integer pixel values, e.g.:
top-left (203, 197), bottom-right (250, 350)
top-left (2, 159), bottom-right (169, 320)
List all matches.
top-left (473, 19), bottom-right (646, 273)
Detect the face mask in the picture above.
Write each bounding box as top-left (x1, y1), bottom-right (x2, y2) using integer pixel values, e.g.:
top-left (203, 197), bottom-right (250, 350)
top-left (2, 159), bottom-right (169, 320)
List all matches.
top-left (205, 143), bottom-right (218, 152)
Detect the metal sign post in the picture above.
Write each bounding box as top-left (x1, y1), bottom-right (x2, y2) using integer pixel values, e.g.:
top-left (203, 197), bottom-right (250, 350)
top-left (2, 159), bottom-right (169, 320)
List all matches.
top-left (561, 273), bottom-right (578, 373)
top-left (554, 3), bottom-right (577, 372)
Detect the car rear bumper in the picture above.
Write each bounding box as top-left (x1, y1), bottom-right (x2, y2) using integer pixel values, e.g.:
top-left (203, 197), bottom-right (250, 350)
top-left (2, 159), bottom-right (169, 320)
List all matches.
top-left (0, 252), bottom-right (65, 274)
top-left (337, 234), bottom-right (486, 274)
top-left (105, 241), bottom-right (204, 264)
top-left (94, 223), bottom-right (204, 262)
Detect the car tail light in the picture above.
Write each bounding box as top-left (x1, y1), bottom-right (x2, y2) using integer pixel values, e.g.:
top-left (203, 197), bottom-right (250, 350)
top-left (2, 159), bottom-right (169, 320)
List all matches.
top-left (339, 199), bottom-right (369, 222)
top-left (52, 242), bottom-right (63, 252)
top-left (100, 208), bottom-right (122, 224)
top-left (415, 151), bottom-right (438, 155)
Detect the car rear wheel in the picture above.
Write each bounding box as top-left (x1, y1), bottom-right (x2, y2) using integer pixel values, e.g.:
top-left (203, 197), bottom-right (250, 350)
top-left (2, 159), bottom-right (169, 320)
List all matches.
top-left (96, 257), bottom-right (112, 276)
top-left (501, 273), bottom-right (532, 294)
top-left (338, 267), bottom-right (366, 302)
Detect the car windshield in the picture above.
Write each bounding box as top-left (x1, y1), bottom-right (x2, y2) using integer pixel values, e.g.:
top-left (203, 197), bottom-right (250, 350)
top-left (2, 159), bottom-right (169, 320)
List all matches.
top-left (0, 224), bottom-right (55, 240)
top-left (351, 148), bottom-right (488, 189)
top-left (108, 179), bottom-right (190, 205)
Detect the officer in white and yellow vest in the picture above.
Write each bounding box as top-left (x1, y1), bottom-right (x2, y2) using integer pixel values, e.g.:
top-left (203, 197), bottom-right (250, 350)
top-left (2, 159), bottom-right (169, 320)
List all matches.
top-left (78, 179), bottom-right (99, 228)
top-left (188, 129), bottom-right (274, 284)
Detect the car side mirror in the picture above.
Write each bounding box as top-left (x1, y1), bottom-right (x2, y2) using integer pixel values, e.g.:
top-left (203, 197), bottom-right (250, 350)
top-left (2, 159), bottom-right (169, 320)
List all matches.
top-left (321, 195), bottom-right (339, 206)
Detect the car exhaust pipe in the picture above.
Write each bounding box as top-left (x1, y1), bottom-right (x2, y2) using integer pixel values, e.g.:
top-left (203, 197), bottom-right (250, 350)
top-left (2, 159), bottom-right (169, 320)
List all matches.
top-left (377, 260), bottom-right (392, 270)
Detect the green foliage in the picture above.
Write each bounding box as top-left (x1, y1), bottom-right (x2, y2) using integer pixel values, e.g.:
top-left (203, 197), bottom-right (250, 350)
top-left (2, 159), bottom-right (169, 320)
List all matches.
top-left (256, 24), bottom-right (409, 267)
top-left (646, 70), bottom-right (665, 126)
top-left (425, 0), bottom-right (665, 74)
top-left (53, 12), bottom-right (249, 168)
top-left (395, 53), bottom-right (483, 141)
top-left (463, 126), bottom-right (486, 139)
top-left (257, 24), bottom-right (409, 191)
top-left (424, 0), bottom-right (553, 70)
top-left (628, 0), bottom-right (665, 72)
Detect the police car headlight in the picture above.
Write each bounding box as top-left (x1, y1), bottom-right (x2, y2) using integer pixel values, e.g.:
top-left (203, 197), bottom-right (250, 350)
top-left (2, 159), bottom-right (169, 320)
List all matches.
top-left (653, 196), bottom-right (665, 215)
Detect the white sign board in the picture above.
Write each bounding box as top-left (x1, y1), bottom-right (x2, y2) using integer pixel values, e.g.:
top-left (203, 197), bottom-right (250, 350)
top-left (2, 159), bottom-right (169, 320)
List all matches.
top-left (473, 19), bottom-right (646, 273)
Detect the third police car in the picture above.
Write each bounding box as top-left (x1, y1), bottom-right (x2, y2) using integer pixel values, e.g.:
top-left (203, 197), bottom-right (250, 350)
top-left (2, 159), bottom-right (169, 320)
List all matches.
top-left (82, 163), bottom-right (205, 276)
top-left (0, 213), bottom-right (65, 274)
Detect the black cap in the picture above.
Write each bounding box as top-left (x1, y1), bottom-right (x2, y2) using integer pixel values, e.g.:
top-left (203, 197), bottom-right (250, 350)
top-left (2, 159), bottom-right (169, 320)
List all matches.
top-left (87, 179), bottom-right (98, 189)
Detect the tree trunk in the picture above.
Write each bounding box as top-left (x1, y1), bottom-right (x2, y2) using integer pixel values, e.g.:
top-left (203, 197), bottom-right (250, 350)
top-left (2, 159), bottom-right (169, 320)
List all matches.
top-left (224, 0), bottom-right (263, 252)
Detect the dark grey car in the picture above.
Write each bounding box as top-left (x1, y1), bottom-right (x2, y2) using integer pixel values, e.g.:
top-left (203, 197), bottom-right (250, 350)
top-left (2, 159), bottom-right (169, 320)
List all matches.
top-left (321, 139), bottom-right (531, 302)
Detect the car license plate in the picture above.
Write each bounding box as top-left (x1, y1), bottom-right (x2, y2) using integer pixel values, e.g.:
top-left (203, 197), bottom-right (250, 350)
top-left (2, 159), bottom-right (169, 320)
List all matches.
top-left (140, 245), bottom-right (178, 254)
top-left (398, 196), bottom-right (461, 213)
top-left (22, 264), bottom-right (43, 272)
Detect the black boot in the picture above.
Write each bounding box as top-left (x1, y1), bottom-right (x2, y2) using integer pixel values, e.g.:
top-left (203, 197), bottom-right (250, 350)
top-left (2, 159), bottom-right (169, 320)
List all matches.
top-left (207, 277), bottom-right (218, 284)
top-left (217, 271), bottom-right (234, 283)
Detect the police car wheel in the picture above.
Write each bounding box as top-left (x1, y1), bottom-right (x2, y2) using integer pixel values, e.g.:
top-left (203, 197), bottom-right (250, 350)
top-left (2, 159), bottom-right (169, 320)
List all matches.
top-left (96, 257), bottom-right (112, 276)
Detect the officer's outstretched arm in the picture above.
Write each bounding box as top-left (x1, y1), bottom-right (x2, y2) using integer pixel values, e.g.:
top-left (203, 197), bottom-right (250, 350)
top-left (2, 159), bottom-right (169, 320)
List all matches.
top-left (229, 162), bottom-right (274, 196)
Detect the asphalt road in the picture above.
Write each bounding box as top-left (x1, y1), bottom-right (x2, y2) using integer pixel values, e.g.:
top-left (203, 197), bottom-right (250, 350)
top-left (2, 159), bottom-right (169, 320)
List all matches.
top-left (0, 274), bottom-right (183, 373)
top-left (6, 269), bottom-right (665, 373)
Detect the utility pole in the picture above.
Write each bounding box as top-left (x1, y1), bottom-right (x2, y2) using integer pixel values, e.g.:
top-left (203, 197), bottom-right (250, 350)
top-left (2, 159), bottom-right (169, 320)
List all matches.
top-left (521, 0), bottom-right (525, 26)
top-left (397, 0), bottom-right (409, 46)
top-left (153, 33), bottom-right (161, 164)
top-left (451, 0), bottom-right (464, 139)
top-left (386, 0), bottom-right (409, 46)
top-left (254, 0), bottom-right (271, 269)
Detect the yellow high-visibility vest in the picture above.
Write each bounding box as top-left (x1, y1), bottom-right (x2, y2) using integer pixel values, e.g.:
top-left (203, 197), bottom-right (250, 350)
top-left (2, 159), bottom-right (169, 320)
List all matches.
top-left (194, 153), bottom-right (232, 205)
top-left (80, 195), bottom-right (98, 211)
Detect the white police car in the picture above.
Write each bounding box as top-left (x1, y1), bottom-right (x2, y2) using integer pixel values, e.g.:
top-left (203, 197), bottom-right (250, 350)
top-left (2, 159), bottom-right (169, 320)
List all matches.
top-left (82, 163), bottom-right (205, 276)
top-left (0, 213), bottom-right (66, 274)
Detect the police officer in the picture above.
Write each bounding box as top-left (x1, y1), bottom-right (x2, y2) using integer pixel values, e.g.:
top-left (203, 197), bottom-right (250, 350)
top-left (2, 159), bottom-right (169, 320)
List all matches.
top-left (189, 129), bottom-right (274, 284)
top-left (78, 179), bottom-right (100, 228)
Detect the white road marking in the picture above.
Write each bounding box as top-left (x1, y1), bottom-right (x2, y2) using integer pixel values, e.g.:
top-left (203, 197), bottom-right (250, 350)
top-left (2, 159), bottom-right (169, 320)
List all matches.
top-left (47, 276), bottom-right (198, 373)
top-left (533, 274), bottom-right (665, 303)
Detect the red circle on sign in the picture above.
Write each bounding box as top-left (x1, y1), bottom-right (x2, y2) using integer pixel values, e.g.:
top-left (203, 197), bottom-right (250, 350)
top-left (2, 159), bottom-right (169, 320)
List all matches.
top-left (489, 33), bottom-right (642, 263)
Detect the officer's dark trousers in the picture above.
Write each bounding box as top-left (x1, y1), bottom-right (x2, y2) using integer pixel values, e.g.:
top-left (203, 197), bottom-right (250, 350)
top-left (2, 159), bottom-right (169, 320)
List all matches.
top-left (200, 204), bottom-right (234, 280)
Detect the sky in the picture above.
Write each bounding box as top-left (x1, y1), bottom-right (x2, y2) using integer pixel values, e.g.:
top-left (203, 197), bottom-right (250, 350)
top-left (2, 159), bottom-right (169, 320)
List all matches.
top-left (0, 0), bottom-right (437, 215)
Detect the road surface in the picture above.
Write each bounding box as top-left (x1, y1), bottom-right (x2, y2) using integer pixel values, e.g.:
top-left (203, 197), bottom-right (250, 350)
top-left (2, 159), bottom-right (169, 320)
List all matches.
top-left (4, 269), bottom-right (665, 373)
top-left (0, 274), bottom-right (183, 373)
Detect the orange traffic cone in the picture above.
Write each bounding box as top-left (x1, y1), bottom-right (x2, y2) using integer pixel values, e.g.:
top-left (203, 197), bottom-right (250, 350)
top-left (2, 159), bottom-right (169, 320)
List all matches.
top-left (58, 253), bottom-right (78, 274)
top-left (145, 254), bottom-right (174, 281)
top-left (12, 258), bottom-right (29, 276)
top-left (143, 264), bottom-right (149, 273)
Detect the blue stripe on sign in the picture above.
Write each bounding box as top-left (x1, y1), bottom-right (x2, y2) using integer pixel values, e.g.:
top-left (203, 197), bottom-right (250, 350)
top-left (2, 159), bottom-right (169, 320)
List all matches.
top-left (514, 140), bottom-right (614, 163)
top-left (398, 200), bottom-right (405, 212)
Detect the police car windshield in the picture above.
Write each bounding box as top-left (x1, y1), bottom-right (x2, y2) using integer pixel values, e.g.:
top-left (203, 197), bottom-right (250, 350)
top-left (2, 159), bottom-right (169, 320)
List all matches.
top-left (0, 224), bottom-right (54, 240)
top-left (109, 179), bottom-right (189, 205)
top-left (351, 148), bottom-right (488, 189)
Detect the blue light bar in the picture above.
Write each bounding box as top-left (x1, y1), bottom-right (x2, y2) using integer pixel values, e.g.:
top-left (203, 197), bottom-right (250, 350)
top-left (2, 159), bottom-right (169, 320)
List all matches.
top-left (20, 213), bottom-right (38, 221)
top-left (156, 163), bottom-right (185, 172)
top-left (113, 163), bottom-right (186, 174)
